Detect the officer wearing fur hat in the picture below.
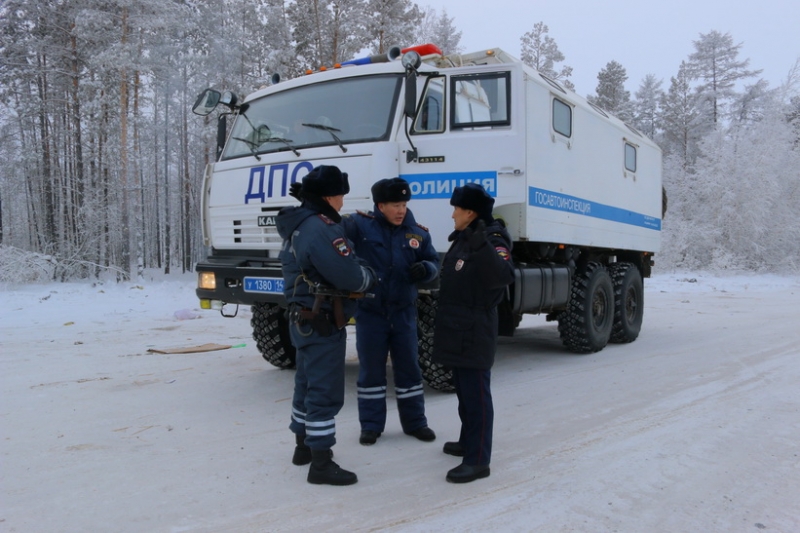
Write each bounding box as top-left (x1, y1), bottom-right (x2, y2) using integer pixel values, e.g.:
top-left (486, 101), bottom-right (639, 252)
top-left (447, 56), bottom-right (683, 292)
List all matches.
top-left (432, 182), bottom-right (515, 483)
top-left (276, 164), bottom-right (376, 486)
top-left (342, 177), bottom-right (439, 446)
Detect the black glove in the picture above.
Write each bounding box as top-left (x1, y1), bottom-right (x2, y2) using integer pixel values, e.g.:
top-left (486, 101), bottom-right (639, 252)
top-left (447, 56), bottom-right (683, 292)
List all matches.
top-left (464, 219), bottom-right (487, 251)
top-left (409, 262), bottom-right (427, 282)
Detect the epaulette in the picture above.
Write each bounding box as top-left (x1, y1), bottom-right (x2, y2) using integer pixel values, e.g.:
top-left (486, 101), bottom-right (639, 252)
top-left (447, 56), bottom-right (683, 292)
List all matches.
top-left (317, 213), bottom-right (336, 225)
top-left (415, 222), bottom-right (430, 232)
top-left (356, 210), bottom-right (375, 218)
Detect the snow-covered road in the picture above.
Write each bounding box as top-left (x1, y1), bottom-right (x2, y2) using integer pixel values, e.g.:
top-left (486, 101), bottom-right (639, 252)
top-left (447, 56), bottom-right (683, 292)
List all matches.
top-left (2, 273), bottom-right (799, 532)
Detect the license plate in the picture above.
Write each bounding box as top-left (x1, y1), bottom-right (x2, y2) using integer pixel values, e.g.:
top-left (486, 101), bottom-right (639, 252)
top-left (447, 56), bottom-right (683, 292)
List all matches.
top-left (257, 215), bottom-right (277, 227)
top-left (243, 277), bottom-right (284, 294)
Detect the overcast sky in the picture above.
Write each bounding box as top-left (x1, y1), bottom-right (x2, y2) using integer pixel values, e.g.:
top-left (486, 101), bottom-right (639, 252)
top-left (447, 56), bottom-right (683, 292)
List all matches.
top-left (419, 0), bottom-right (799, 97)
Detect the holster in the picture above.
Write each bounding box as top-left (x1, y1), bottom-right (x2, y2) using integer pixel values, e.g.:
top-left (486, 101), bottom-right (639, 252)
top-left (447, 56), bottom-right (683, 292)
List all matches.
top-left (289, 296), bottom-right (344, 337)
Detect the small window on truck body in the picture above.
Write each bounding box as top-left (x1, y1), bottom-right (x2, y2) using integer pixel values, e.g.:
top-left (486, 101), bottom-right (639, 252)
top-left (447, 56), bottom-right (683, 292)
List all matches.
top-left (625, 142), bottom-right (637, 172)
top-left (450, 72), bottom-right (510, 129)
top-left (552, 98), bottom-right (572, 138)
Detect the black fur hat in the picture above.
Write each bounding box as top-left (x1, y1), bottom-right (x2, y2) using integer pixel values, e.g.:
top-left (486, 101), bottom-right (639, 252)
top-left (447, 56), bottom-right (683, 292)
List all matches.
top-left (300, 165), bottom-right (350, 197)
top-left (371, 177), bottom-right (411, 204)
top-left (450, 183), bottom-right (495, 220)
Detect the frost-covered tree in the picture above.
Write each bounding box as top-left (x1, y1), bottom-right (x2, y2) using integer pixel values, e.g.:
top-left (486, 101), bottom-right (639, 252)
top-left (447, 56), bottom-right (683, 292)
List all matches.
top-left (687, 30), bottom-right (762, 125)
top-left (632, 74), bottom-right (664, 139)
top-left (289, 0), bottom-right (367, 67)
top-left (258, 0), bottom-right (298, 81)
top-left (590, 60), bottom-right (632, 122)
top-left (363, 0), bottom-right (420, 55)
top-left (730, 79), bottom-right (772, 125)
top-left (430, 9), bottom-right (462, 55)
top-left (519, 22), bottom-right (573, 90)
top-left (659, 61), bottom-right (710, 167)
top-left (413, 7), bottom-right (462, 54)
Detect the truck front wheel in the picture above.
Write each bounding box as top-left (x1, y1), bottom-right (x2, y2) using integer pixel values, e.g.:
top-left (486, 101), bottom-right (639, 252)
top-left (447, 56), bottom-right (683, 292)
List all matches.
top-left (251, 302), bottom-right (297, 369)
top-left (416, 294), bottom-right (454, 392)
top-left (558, 262), bottom-right (614, 353)
top-left (608, 262), bottom-right (643, 343)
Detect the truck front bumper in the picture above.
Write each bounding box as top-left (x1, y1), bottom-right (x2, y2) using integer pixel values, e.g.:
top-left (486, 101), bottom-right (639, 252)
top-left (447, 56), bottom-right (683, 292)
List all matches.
top-left (195, 256), bottom-right (287, 308)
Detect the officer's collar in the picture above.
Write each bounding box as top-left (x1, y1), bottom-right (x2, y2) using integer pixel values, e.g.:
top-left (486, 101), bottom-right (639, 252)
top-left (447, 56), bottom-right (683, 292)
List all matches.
top-left (303, 196), bottom-right (342, 223)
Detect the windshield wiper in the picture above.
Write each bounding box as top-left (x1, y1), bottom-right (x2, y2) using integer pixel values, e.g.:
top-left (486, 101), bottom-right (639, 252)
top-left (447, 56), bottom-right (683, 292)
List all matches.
top-left (232, 136), bottom-right (262, 161)
top-left (302, 123), bottom-right (348, 153)
top-left (263, 136), bottom-right (301, 157)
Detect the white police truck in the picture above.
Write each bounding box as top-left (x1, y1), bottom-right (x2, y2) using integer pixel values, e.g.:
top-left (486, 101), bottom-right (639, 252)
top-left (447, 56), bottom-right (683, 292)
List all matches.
top-left (191, 44), bottom-right (662, 391)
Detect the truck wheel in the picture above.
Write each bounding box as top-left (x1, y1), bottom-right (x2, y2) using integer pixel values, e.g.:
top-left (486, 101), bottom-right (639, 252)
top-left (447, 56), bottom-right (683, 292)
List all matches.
top-left (251, 302), bottom-right (296, 369)
top-left (416, 294), bottom-right (454, 392)
top-left (608, 262), bottom-right (643, 343)
top-left (558, 262), bottom-right (614, 353)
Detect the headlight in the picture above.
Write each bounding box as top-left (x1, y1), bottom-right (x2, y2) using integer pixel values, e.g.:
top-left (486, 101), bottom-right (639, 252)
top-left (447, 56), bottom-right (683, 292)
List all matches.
top-left (198, 271), bottom-right (216, 290)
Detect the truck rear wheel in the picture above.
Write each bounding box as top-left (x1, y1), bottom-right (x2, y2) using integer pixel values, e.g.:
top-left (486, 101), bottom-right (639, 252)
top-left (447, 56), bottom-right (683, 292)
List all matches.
top-left (558, 262), bottom-right (614, 353)
top-left (608, 262), bottom-right (643, 343)
top-left (416, 294), bottom-right (454, 392)
top-left (251, 302), bottom-right (296, 369)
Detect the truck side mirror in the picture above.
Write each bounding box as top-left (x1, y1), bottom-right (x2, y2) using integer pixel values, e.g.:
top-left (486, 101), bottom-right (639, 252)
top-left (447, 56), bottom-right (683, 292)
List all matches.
top-left (192, 89), bottom-right (221, 117)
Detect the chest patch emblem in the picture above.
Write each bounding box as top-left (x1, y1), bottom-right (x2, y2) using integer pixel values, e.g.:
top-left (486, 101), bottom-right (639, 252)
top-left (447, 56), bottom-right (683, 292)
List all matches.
top-left (409, 238), bottom-right (420, 249)
top-left (455, 259), bottom-right (464, 271)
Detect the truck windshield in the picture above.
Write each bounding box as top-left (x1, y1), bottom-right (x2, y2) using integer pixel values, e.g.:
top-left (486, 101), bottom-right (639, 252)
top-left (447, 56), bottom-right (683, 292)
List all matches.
top-left (222, 74), bottom-right (402, 160)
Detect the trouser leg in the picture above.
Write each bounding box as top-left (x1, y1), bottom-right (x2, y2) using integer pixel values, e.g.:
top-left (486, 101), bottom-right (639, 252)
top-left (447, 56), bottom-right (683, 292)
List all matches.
top-left (389, 306), bottom-right (427, 432)
top-left (288, 322), bottom-right (346, 450)
top-left (355, 311), bottom-right (389, 433)
top-left (452, 366), bottom-right (493, 466)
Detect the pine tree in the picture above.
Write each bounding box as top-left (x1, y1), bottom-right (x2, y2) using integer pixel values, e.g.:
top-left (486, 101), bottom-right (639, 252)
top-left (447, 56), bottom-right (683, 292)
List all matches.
top-left (519, 22), bottom-right (573, 89)
top-left (687, 30), bottom-right (762, 125)
top-left (658, 61), bottom-right (710, 167)
top-left (432, 9), bottom-right (462, 55)
top-left (632, 74), bottom-right (664, 139)
top-left (591, 60), bottom-right (632, 122)
top-left (364, 0), bottom-right (421, 55)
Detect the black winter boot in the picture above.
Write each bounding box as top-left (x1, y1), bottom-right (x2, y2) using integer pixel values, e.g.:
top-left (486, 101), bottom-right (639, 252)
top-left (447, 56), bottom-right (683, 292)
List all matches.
top-left (292, 434), bottom-right (312, 466)
top-left (307, 449), bottom-right (358, 486)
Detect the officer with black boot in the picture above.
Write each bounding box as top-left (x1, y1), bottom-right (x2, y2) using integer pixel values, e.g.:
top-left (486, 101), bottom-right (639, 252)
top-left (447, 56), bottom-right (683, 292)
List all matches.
top-left (432, 183), bottom-right (515, 483)
top-left (276, 165), bottom-right (375, 486)
top-left (342, 177), bottom-right (439, 446)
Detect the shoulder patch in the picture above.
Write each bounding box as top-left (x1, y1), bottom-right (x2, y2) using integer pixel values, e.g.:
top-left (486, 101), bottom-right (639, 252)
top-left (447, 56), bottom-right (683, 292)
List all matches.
top-left (318, 214), bottom-right (336, 225)
top-left (332, 237), bottom-right (352, 256)
top-left (356, 210), bottom-right (375, 218)
top-left (495, 246), bottom-right (511, 261)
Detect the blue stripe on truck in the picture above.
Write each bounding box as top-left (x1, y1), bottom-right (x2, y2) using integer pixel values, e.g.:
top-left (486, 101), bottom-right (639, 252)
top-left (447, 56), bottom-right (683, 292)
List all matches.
top-left (528, 187), bottom-right (661, 231)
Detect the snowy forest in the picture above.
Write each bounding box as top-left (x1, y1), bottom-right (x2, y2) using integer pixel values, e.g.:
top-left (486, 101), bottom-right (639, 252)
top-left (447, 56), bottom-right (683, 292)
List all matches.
top-left (1, 0), bottom-right (799, 283)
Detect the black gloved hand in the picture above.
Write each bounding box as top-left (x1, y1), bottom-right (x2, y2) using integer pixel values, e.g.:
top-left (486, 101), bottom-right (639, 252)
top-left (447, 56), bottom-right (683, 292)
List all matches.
top-left (409, 262), bottom-right (427, 282)
top-left (465, 219), bottom-right (487, 251)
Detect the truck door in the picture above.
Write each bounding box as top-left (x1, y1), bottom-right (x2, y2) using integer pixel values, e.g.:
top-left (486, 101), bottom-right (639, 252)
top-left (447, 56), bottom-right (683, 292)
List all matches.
top-left (399, 64), bottom-right (526, 248)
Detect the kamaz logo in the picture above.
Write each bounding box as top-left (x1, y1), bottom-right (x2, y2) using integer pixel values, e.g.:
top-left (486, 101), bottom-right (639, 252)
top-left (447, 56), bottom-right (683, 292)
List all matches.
top-left (257, 216), bottom-right (277, 227)
top-left (244, 162), bottom-right (314, 204)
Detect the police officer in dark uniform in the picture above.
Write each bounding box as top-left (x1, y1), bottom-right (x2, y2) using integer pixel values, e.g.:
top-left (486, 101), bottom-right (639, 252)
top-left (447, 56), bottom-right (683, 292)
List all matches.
top-left (342, 178), bottom-right (439, 446)
top-left (276, 165), bottom-right (375, 486)
top-left (432, 183), bottom-right (515, 483)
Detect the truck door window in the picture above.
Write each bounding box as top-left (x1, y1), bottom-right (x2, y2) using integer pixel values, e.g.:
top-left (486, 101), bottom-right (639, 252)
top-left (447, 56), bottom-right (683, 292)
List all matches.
top-left (552, 98), bottom-right (572, 138)
top-left (450, 72), bottom-right (510, 129)
top-left (413, 76), bottom-right (445, 134)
